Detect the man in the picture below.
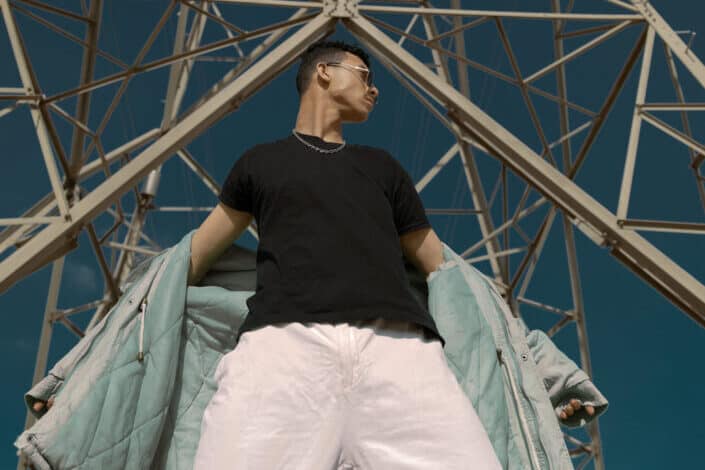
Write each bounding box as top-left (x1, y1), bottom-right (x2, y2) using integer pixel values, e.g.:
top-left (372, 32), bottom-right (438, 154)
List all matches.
top-left (189, 40), bottom-right (503, 469)
top-left (26, 39), bottom-right (596, 468)
top-left (28, 39), bottom-right (595, 468)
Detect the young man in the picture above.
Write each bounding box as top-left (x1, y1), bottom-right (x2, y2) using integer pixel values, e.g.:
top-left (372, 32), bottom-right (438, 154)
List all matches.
top-left (190, 40), bottom-right (502, 469)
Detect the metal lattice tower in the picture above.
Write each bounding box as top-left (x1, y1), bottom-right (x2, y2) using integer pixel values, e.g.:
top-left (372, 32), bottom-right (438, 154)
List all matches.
top-left (2, 1), bottom-right (705, 468)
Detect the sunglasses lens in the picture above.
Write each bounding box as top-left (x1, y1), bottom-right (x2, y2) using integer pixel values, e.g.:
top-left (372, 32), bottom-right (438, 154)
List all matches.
top-left (367, 70), bottom-right (373, 86)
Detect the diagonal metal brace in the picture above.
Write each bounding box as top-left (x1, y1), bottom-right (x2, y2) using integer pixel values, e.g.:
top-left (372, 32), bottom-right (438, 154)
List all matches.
top-left (343, 13), bottom-right (705, 325)
top-left (0, 12), bottom-right (338, 293)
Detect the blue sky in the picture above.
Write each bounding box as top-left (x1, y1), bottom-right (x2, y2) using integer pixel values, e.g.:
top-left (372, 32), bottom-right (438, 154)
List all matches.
top-left (1, 1), bottom-right (703, 468)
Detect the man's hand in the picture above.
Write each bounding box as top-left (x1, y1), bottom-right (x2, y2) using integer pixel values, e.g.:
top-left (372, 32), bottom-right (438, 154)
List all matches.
top-left (558, 398), bottom-right (594, 420)
top-left (32, 395), bottom-right (55, 412)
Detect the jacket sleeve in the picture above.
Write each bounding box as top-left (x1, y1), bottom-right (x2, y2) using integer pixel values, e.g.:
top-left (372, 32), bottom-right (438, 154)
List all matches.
top-left (25, 347), bottom-right (87, 420)
top-left (25, 372), bottom-right (65, 420)
top-left (24, 252), bottom-right (166, 420)
top-left (522, 321), bottom-right (608, 428)
top-left (24, 294), bottom-right (134, 419)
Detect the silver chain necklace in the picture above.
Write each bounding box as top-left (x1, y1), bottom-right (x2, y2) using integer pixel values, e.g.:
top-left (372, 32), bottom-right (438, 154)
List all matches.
top-left (291, 129), bottom-right (346, 154)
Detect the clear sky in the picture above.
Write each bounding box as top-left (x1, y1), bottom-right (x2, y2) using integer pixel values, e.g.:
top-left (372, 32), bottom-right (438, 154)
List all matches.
top-left (1, 1), bottom-right (703, 468)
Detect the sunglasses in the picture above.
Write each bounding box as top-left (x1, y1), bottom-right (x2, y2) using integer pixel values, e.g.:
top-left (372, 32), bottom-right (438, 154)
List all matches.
top-left (323, 62), bottom-right (374, 87)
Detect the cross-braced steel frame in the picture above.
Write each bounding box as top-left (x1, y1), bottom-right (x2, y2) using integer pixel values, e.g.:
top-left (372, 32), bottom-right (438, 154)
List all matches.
top-left (3, 1), bottom-right (705, 469)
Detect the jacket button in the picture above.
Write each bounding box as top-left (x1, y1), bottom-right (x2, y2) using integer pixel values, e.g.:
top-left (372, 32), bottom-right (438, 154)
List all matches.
top-left (521, 353), bottom-right (528, 361)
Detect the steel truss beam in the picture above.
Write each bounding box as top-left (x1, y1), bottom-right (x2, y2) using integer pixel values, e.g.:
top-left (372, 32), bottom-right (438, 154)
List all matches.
top-left (344, 11), bottom-right (705, 326)
top-left (0, 10), bottom-right (335, 292)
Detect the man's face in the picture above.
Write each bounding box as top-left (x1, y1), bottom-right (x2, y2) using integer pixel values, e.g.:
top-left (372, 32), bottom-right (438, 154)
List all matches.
top-left (319, 52), bottom-right (379, 123)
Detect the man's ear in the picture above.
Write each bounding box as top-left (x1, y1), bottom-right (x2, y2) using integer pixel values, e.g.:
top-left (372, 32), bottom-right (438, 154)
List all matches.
top-left (316, 63), bottom-right (332, 86)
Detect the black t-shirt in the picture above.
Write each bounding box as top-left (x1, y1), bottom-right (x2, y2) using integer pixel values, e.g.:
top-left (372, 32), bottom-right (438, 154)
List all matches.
top-left (218, 132), bottom-right (445, 347)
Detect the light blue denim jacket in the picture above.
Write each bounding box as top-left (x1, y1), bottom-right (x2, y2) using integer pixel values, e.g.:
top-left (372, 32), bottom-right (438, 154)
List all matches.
top-left (15, 230), bottom-right (607, 469)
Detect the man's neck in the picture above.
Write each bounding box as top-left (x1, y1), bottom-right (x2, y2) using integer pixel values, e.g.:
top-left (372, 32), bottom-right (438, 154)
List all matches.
top-left (294, 97), bottom-right (344, 144)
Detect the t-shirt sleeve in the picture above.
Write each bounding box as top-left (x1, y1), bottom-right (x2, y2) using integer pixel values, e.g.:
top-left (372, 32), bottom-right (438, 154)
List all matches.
top-left (218, 149), bottom-right (254, 214)
top-left (388, 154), bottom-right (431, 235)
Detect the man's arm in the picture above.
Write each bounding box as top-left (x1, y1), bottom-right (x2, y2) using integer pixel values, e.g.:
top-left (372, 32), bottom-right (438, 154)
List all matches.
top-left (189, 202), bottom-right (254, 285)
top-left (399, 226), bottom-right (444, 279)
top-left (31, 202), bottom-right (252, 413)
top-left (403, 226), bottom-right (605, 428)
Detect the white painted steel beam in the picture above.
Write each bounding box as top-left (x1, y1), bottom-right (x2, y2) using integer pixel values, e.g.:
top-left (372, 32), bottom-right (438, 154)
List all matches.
top-left (0, 12), bottom-right (337, 293)
top-left (1, 0), bottom-right (71, 218)
top-left (0, 128), bottom-right (161, 256)
top-left (343, 13), bottom-right (705, 325)
top-left (629, 0), bottom-right (705, 90)
top-left (426, 0), bottom-right (505, 283)
top-left (617, 26), bottom-right (655, 219)
top-left (357, 5), bottom-right (642, 21)
top-left (16, 257), bottom-right (63, 470)
top-left (524, 19), bottom-right (635, 85)
top-left (67, 0), bottom-right (103, 181)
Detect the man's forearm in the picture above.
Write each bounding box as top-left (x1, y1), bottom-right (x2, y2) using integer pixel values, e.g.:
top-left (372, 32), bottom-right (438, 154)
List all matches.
top-left (188, 256), bottom-right (204, 286)
top-left (188, 204), bottom-right (253, 286)
top-left (188, 232), bottom-right (227, 286)
top-left (399, 227), bottom-right (444, 277)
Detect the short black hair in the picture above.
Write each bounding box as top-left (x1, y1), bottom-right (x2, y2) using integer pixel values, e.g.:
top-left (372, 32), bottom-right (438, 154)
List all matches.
top-left (295, 40), bottom-right (371, 97)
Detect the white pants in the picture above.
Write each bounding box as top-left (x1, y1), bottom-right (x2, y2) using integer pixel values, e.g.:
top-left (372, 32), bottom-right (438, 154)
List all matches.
top-left (193, 317), bottom-right (501, 470)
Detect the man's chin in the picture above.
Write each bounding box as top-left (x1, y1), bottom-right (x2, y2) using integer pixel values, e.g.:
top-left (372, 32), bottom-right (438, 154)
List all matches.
top-left (352, 110), bottom-right (370, 122)
top-left (343, 115), bottom-right (368, 124)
